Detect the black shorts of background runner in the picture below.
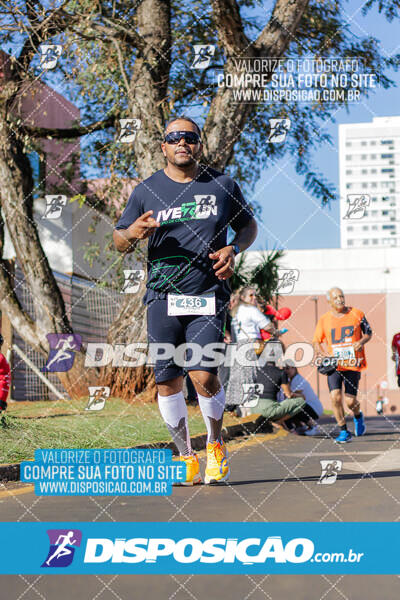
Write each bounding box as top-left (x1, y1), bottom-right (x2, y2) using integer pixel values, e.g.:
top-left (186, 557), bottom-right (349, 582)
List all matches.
top-left (147, 297), bottom-right (226, 384)
top-left (327, 370), bottom-right (361, 395)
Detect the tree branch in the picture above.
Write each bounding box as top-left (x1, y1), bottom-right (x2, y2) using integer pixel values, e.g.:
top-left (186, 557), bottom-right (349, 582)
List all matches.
top-left (16, 2), bottom-right (77, 75)
top-left (254, 0), bottom-right (310, 54)
top-left (203, 0), bottom-right (310, 170)
top-left (21, 114), bottom-right (117, 139)
top-left (210, 0), bottom-right (251, 56)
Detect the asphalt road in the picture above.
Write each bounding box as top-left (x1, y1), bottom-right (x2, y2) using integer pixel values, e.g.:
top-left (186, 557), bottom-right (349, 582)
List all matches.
top-left (1, 415), bottom-right (400, 599)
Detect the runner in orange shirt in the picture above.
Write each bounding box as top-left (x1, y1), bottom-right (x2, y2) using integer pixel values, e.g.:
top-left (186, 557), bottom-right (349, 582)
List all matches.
top-left (313, 287), bottom-right (372, 443)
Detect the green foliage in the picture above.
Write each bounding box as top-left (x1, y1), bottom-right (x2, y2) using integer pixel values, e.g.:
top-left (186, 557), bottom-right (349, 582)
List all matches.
top-left (231, 248), bottom-right (284, 303)
top-left (2, 0), bottom-right (400, 220)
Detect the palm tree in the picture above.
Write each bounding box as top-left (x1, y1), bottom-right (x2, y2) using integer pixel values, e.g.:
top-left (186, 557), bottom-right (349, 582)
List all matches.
top-left (231, 249), bottom-right (285, 306)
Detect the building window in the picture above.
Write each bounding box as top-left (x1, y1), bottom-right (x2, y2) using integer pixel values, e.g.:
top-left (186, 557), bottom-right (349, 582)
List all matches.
top-left (371, 154), bottom-right (377, 159)
top-left (372, 239), bottom-right (378, 244)
top-left (381, 154), bottom-right (394, 159)
top-left (362, 226), bottom-right (369, 231)
top-left (361, 141), bottom-right (367, 146)
top-left (371, 169), bottom-right (377, 174)
top-left (371, 182), bottom-right (377, 188)
top-left (362, 239), bottom-right (369, 245)
top-left (361, 155), bottom-right (367, 159)
top-left (346, 142), bottom-right (352, 147)
top-left (346, 169), bottom-right (352, 175)
top-left (383, 225), bottom-right (395, 230)
top-left (346, 155), bottom-right (352, 160)
top-left (362, 169), bottom-right (368, 174)
top-left (381, 140), bottom-right (394, 144)
top-left (370, 141), bottom-right (376, 145)
top-left (348, 240), bottom-right (354, 246)
top-left (347, 226), bottom-right (354, 231)
top-left (382, 168), bottom-right (394, 173)
top-left (372, 225), bottom-right (378, 230)
top-left (372, 197), bottom-right (377, 202)
top-left (346, 184), bottom-right (352, 189)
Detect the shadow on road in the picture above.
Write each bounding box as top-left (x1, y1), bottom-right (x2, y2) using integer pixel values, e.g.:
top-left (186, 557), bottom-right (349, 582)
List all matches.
top-left (226, 470), bottom-right (400, 486)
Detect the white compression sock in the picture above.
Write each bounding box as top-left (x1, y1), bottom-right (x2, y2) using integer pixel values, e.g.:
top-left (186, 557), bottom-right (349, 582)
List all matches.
top-left (157, 392), bottom-right (192, 456)
top-left (197, 387), bottom-right (226, 443)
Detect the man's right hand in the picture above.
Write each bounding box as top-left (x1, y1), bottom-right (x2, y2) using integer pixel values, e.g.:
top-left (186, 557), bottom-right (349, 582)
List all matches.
top-left (113, 211), bottom-right (160, 252)
top-left (127, 210), bottom-right (160, 240)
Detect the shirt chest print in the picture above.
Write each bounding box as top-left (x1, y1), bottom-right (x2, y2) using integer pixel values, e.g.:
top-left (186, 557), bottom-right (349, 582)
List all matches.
top-left (156, 195), bottom-right (218, 224)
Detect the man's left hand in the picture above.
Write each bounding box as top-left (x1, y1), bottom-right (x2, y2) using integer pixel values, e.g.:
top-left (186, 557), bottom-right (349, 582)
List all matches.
top-left (353, 341), bottom-right (364, 352)
top-left (209, 246), bottom-right (235, 280)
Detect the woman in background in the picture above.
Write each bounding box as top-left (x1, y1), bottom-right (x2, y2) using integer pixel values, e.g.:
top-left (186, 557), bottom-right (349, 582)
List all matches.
top-left (225, 286), bottom-right (278, 415)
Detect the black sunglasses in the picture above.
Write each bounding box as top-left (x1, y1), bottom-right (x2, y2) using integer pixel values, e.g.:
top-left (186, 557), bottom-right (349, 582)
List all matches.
top-left (164, 131), bottom-right (201, 145)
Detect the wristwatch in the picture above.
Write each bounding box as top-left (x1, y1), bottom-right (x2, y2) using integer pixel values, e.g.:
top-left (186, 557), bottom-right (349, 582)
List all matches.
top-left (231, 243), bottom-right (240, 256)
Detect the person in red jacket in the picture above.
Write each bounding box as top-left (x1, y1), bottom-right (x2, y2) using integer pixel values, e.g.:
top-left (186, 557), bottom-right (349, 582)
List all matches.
top-left (392, 332), bottom-right (400, 387)
top-left (0, 334), bottom-right (11, 411)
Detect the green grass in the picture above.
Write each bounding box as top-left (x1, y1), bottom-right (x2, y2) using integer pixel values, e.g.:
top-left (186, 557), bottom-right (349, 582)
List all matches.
top-left (0, 398), bottom-right (211, 464)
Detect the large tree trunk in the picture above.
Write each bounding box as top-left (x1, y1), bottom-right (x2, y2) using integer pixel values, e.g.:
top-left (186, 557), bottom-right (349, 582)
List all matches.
top-left (101, 250), bottom-right (156, 400)
top-left (0, 78), bottom-right (96, 398)
top-left (103, 0), bottom-right (172, 400)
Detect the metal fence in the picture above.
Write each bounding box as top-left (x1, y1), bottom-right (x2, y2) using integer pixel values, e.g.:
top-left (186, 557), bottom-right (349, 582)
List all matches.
top-left (11, 265), bottom-right (123, 400)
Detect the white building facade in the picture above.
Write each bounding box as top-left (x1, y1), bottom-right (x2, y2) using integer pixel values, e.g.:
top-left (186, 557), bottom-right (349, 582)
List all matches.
top-left (339, 116), bottom-right (400, 249)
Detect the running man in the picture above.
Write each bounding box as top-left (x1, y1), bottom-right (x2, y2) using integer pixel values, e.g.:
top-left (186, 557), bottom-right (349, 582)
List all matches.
top-left (313, 287), bottom-right (372, 443)
top-left (391, 331), bottom-right (400, 387)
top-left (113, 116), bottom-right (257, 484)
top-left (46, 531), bottom-right (77, 566)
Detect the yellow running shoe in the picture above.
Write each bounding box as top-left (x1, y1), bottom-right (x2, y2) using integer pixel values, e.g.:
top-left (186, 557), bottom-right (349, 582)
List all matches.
top-left (205, 441), bottom-right (230, 484)
top-left (220, 438), bottom-right (228, 458)
top-left (174, 454), bottom-right (202, 486)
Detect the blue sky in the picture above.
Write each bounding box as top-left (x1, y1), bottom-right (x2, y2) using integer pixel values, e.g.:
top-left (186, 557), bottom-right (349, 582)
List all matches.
top-left (253, 1), bottom-right (400, 250)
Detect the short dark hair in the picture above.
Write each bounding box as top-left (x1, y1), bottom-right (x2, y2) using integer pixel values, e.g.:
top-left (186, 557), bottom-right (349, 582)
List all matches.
top-left (164, 115), bottom-right (202, 137)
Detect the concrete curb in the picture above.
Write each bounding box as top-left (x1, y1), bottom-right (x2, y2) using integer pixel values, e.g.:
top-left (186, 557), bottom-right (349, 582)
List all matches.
top-left (0, 416), bottom-right (274, 483)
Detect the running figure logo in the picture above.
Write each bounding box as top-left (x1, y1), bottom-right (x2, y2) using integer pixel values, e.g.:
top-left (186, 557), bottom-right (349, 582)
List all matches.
top-left (118, 119), bottom-right (141, 143)
top-left (85, 386), bottom-right (110, 411)
top-left (242, 383), bottom-right (264, 407)
top-left (40, 45), bottom-right (62, 70)
top-left (194, 194), bottom-right (217, 219)
top-left (43, 334), bottom-right (82, 373)
top-left (343, 194), bottom-right (370, 220)
top-left (43, 195), bottom-right (67, 220)
top-left (121, 269), bottom-right (145, 293)
top-left (276, 269), bottom-right (299, 294)
top-left (268, 118), bottom-right (291, 144)
top-left (191, 45), bottom-right (215, 69)
top-left (42, 529), bottom-right (82, 568)
top-left (318, 460), bottom-right (342, 485)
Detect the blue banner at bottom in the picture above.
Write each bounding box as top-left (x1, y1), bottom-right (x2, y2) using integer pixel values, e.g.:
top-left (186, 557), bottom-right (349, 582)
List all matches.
top-left (0, 522), bottom-right (399, 574)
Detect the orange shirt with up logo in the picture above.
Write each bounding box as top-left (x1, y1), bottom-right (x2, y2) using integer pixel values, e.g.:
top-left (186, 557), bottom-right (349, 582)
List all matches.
top-left (313, 307), bottom-right (368, 372)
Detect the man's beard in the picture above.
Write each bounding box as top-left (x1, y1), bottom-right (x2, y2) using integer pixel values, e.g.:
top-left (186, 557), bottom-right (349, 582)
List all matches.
top-left (170, 149), bottom-right (198, 166)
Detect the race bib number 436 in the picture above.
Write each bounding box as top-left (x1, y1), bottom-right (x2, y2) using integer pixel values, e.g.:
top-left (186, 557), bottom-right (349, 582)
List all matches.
top-left (167, 293), bottom-right (216, 316)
